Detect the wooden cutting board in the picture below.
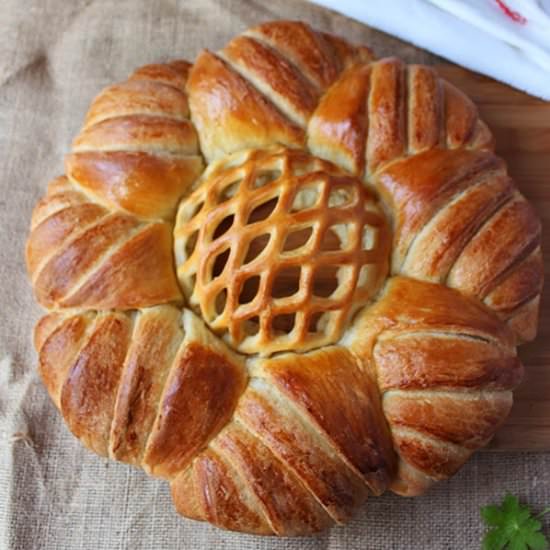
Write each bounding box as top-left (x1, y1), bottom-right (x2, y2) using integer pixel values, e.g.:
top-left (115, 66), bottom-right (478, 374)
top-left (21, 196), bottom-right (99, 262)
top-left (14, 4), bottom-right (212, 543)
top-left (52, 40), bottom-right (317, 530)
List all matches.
top-left (435, 65), bottom-right (550, 451)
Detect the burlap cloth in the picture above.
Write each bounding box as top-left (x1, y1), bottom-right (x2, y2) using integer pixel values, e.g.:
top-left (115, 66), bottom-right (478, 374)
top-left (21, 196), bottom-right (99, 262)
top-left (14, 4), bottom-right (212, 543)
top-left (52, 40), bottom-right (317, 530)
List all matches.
top-left (1, 1), bottom-right (549, 548)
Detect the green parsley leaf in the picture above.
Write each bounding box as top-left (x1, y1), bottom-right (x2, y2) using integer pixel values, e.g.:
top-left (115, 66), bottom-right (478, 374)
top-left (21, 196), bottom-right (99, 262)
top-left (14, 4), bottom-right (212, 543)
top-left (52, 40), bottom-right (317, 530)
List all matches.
top-left (481, 494), bottom-right (550, 550)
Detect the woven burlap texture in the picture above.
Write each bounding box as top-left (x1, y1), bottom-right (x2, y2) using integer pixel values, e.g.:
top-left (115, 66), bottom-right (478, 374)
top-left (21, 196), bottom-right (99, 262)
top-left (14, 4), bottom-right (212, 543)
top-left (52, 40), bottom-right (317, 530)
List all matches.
top-left (1, 1), bottom-right (549, 548)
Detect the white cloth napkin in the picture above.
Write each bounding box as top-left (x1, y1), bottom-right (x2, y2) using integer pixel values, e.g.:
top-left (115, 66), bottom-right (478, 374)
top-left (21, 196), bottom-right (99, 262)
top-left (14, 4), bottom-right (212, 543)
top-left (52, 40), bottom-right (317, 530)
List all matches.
top-left (311, 0), bottom-right (550, 100)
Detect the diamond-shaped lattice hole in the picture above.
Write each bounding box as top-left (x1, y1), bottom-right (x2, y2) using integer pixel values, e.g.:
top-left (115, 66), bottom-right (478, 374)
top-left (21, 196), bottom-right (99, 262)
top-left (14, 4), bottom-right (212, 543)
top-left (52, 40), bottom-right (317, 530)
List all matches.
top-left (239, 275), bottom-right (261, 305)
top-left (272, 312), bottom-right (296, 334)
top-left (244, 234), bottom-right (270, 264)
top-left (211, 248), bottom-right (230, 279)
top-left (247, 197), bottom-right (278, 224)
top-left (254, 169), bottom-right (281, 188)
top-left (312, 265), bottom-right (340, 297)
top-left (244, 316), bottom-right (260, 336)
top-left (362, 225), bottom-right (378, 250)
top-left (308, 311), bottom-right (329, 333)
top-left (328, 187), bottom-right (355, 207)
top-left (283, 226), bottom-right (313, 253)
top-left (272, 265), bottom-right (301, 299)
top-left (185, 230), bottom-right (199, 258)
top-left (213, 214), bottom-right (234, 239)
top-left (188, 201), bottom-right (204, 220)
top-left (291, 186), bottom-right (320, 212)
top-left (320, 224), bottom-right (349, 251)
top-left (218, 180), bottom-right (241, 203)
top-left (215, 288), bottom-right (227, 316)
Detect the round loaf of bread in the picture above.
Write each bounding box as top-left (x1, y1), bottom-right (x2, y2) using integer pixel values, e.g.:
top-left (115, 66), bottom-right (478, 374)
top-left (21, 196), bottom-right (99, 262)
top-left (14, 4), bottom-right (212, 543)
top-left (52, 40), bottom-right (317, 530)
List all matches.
top-left (26, 21), bottom-right (542, 536)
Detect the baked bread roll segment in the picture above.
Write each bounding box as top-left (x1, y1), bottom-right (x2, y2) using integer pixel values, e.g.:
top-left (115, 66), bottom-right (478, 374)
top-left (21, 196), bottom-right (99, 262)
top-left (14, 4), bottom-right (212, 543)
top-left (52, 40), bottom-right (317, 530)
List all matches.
top-left (348, 277), bottom-right (523, 497)
top-left (34, 307), bottom-right (247, 474)
top-left (27, 61), bottom-right (203, 309)
top-left (26, 20), bottom-right (542, 536)
top-left (187, 21), bottom-right (373, 162)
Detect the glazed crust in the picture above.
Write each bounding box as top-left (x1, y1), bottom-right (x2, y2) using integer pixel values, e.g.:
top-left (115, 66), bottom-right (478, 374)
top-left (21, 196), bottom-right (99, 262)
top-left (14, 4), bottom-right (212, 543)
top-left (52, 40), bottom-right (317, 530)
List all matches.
top-left (348, 277), bottom-right (522, 496)
top-left (306, 58), bottom-right (540, 341)
top-left (172, 346), bottom-right (395, 534)
top-left (35, 308), bottom-right (248, 472)
top-left (187, 21), bottom-right (373, 162)
top-left (26, 20), bottom-right (542, 536)
top-left (26, 176), bottom-right (182, 309)
top-left (27, 60), bottom-right (203, 309)
top-left (308, 59), bottom-right (493, 177)
top-left (173, 147), bottom-right (391, 355)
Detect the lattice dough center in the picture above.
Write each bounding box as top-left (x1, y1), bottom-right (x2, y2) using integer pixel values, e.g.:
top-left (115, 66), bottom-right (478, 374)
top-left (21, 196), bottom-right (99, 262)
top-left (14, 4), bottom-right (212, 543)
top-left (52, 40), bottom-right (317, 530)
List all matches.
top-left (174, 147), bottom-right (390, 356)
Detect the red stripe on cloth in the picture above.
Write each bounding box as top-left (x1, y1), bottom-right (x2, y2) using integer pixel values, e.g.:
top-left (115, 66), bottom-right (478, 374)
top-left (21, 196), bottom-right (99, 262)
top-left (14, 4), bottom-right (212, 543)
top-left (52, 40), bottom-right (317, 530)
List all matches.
top-left (495, 0), bottom-right (528, 24)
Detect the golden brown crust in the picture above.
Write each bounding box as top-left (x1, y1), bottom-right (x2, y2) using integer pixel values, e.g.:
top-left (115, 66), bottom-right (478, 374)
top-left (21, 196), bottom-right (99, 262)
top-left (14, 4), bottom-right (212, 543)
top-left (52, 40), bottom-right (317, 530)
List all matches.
top-left (35, 307), bottom-right (247, 474)
top-left (26, 200), bottom-right (107, 276)
top-left (375, 336), bottom-right (522, 392)
top-left (172, 448), bottom-right (273, 535)
top-left (307, 64), bottom-right (371, 176)
top-left (246, 21), bottom-right (373, 90)
top-left (221, 35), bottom-right (319, 127)
top-left (26, 176), bottom-right (182, 310)
top-left (73, 116), bottom-right (199, 157)
top-left (246, 22), bottom-right (338, 89)
top-left (308, 58), bottom-right (494, 178)
top-left (377, 148), bottom-right (507, 272)
top-left (374, 148), bottom-right (541, 342)
top-left (250, 346), bottom-right (396, 495)
top-left (109, 306), bottom-right (184, 465)
top-left (174, 147), bottom-right (390, 355)
top-left (65, 152), bottom-right (201, 221)
top-left (188, 21), bottom-right (372, 162)
top-left (69, 60), bottom-right (203, 222)
top-left (384, 391), bottom-right (514, 451)
top-left (213, 422), bottom-right (334, 535)
top-left (234, 379), bottom-right (370, 524)
top-left (58, 221), bottom-right (180, 309)
top-left (447, 195), bottom-right (541, 297)
top-left (27, 58), bottom-right (204, 310)
top-left (348, 277), bottom-right (523, 496)
top-left (306, 57), bottom-right (540, 342)
top-left (60, 312), bottom-right (133, 456)
top-left (26, 20), bottom-right (542, 536)
top-left (129, 60), bottom-right (192, 90)
top-left (84, 79), bottom-right (189, 128)
top-left (187, 50), bottom-right (305, 163)
top-left (366, 58), bottom-right (407, 173)
top-left (36, 312), bottom-right (95, 408)
top-left (142, 335), bottom-right (247, 479)
top-left (504, 296), bottom-right (541, 343)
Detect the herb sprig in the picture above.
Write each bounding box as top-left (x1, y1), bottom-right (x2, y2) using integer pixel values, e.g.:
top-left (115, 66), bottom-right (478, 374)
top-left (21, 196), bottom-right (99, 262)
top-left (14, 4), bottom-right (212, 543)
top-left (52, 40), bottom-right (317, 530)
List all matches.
top-left (481, 494), bottom-right (550, 550)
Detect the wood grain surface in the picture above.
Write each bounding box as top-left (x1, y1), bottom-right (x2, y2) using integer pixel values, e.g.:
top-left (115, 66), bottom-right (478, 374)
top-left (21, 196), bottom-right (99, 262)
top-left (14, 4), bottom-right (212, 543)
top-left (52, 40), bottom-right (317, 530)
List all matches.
top-left (436, 65), bottom-right (550, 451)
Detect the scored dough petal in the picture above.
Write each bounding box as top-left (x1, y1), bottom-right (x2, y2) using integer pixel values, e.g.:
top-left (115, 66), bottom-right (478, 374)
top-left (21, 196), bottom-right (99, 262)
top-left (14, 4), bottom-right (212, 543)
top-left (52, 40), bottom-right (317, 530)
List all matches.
top-left (347, 276), bottom-right (523, 496)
